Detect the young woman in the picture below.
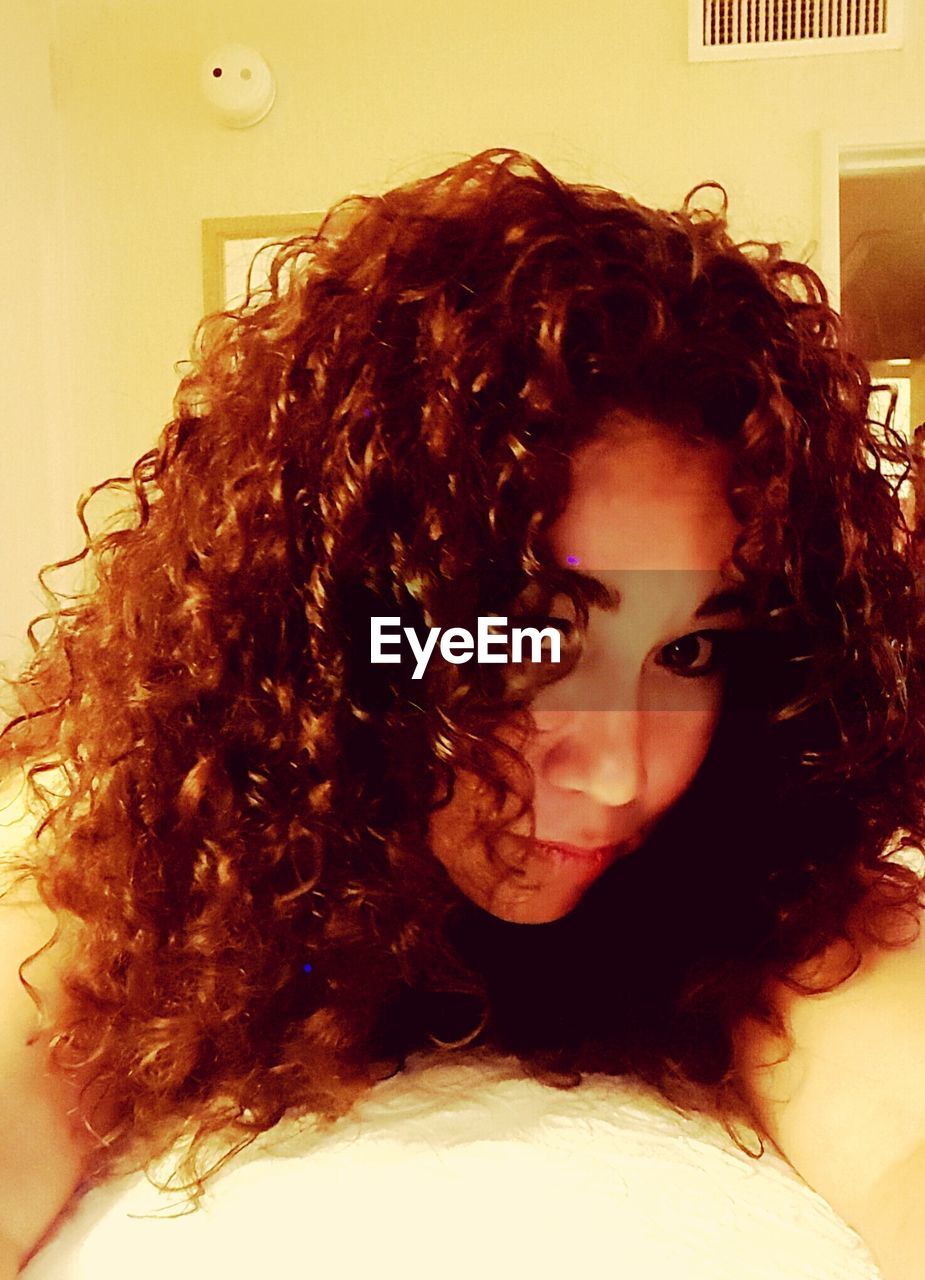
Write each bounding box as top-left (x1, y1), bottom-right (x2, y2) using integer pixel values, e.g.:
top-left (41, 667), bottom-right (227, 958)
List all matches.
top-left (2, 148), bottom-right (923, 1277)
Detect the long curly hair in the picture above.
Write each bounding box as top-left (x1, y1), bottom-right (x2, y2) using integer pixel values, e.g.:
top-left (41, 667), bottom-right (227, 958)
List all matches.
top-left (3, 148), bottom-right (925, 1192)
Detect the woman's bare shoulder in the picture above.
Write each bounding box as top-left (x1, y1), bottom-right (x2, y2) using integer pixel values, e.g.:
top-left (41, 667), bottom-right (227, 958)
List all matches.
top-left (737, 859), bottom-right (925, 1277)
top-left (0, 771), bottom-right (96, 1269)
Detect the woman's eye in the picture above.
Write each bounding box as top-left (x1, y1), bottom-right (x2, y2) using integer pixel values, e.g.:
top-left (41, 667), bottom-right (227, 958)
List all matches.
top-left (657, 631), bottom-right (724, 678)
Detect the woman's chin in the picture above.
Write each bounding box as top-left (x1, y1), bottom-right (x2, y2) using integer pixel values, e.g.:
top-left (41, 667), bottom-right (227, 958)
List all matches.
top-left (439, 834), bottom-right (618, 924)
top-left (484, 876), bottom-right (587, 924)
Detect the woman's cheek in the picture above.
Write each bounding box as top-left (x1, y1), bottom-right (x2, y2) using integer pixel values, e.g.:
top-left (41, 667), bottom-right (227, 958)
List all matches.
top-left (644, 704), bottom-right (721, 808)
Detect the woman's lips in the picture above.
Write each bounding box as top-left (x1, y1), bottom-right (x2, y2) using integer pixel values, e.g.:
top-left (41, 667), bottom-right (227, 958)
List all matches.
top-left (531, 839), bottom-right (612, 866)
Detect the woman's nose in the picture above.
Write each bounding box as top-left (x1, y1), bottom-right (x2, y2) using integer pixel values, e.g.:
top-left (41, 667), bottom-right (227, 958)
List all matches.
top-left (539, 711), bottom-right (645, 808)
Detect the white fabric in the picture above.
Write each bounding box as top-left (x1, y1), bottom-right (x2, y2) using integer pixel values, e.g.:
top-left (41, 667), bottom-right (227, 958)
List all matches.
top-left (23, 1053), bottom-right (881, 1280)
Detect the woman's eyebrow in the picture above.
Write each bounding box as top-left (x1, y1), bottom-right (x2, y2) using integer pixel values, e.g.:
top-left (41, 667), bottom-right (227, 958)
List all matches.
top-left (567, 573), bottom-right (750, 620)
top-left (565, 572), bottom-right (622, 611)
top-left (693, 585), bottom-right (751, 620)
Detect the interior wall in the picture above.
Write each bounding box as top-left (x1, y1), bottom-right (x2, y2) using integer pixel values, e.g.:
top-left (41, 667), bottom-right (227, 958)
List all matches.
top-left (5, 0), bottom-right (925, 668)
top-left (0, 0), bottom-right (62, 673)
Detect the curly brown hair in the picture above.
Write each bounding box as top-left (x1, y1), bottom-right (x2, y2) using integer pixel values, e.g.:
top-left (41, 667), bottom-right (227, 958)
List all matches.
top-left (3, 147), bottom-right (925, 1193)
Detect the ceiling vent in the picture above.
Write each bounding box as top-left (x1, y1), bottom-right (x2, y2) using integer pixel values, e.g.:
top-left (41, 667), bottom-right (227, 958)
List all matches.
top-left (689, 0), bottom-right (904, 60)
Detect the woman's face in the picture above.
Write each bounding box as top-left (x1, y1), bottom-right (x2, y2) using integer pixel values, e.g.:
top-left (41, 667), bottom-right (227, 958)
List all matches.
top-left (429, 412), bottom-right (748, 924)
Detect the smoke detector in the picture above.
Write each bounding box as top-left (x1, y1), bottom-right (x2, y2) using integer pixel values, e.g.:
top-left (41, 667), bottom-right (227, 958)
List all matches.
top-left (201, 44), bottom-right (276, 128)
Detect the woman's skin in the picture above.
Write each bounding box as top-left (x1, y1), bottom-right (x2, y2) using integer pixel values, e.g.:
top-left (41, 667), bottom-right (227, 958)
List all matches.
top-left (0, 889), bottom-right (89, 1277)
top-left (430, 410), bottom-right (749, 924)
top-left (738, 906), bottom-right (925, 1280)
top-left (4, 409), bottom-right (924, 1277)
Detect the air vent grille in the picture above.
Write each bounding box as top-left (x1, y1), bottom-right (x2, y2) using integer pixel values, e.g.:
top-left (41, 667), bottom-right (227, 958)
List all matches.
top-left (690, 0), bottom-right (903, 59)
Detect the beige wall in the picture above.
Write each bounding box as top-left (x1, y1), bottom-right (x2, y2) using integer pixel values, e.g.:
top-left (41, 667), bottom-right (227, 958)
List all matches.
top-left (1, 0), bottom-right (61, 671)
top-left (4, 0), bottom-right (925, 669)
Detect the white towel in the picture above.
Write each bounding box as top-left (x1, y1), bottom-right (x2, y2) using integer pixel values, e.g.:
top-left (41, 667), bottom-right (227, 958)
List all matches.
top-left (23, 1052), bottom-right (881, 1280)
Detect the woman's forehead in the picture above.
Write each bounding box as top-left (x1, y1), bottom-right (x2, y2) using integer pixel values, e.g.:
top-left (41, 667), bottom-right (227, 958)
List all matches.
top-left (548, 426), bottom-right (739, 575)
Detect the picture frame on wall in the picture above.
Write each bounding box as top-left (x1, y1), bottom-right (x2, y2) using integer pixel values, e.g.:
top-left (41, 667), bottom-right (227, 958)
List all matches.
top-left (201, 213), bottom-right (324, 313)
